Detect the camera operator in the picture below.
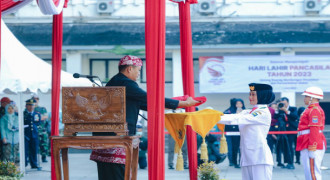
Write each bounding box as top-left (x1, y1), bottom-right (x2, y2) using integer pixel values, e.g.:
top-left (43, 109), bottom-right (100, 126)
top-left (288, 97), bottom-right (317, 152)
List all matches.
top-left (279, 97), bottom-right (300, 165)
top-left (274, 99), bottom-right (294, 169)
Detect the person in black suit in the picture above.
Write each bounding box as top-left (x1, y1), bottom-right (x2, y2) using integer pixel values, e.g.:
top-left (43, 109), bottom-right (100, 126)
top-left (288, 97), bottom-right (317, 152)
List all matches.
top-left (90, 55), bottom-right (200, 180)
top-left (279, 97), bottom-right (300, 167)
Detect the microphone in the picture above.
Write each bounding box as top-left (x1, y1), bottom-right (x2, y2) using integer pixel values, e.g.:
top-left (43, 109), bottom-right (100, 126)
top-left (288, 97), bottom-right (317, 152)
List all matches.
top-left (73, 73), bottom-right (98, 79)
top-left (73, 73), bottom-right (103, 87)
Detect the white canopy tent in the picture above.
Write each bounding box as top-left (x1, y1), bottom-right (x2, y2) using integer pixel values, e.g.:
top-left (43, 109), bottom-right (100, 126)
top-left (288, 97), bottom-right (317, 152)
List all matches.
top-left (0, 20), bottom-right (92, 93)
top-left (0, 19), bottom-right (92, 172)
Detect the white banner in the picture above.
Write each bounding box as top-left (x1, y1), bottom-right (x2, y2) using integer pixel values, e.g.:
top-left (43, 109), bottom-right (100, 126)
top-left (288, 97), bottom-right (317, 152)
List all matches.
top-left (199, 55), bottom-right (330, 93)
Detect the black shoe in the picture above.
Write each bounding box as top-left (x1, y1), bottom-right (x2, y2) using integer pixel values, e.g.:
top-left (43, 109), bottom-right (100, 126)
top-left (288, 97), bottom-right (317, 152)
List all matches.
top-left (168, 165), bottom-right (174, 170)
top-left (295, 161), bottom-right (300, 165)
top-left (42, 158), bottom-right (48, 163)
top-left (277, 163), bottom-right (284, 167)
top-left (184, 165), bottom-right (189, 169)
top-left (31, 166), bottom-right (42, 171)
top-left (229, 162), bottom-right (234, 166)
top-left (285, 164), bottom-right (295, 170)
top-left (234, 164), bottom-right (241, 168)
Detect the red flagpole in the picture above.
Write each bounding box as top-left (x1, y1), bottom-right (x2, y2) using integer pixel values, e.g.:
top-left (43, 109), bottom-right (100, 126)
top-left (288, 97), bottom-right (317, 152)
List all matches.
top-left (145, 0), bottom-right (166, 180)
top-left (50, 12), bottom-right (63, 180)
top-left (179, 2), bottom-right (198, 180)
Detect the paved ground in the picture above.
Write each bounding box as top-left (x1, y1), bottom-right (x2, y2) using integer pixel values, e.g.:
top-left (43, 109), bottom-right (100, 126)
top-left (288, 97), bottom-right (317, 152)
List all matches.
top-left (22, 152), bottom-right (330, 180)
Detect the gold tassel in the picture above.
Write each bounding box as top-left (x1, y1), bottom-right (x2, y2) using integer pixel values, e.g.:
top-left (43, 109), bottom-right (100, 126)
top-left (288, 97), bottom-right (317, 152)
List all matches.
top-left (174, 142), bottom-right (180, 154)
top-left (176, 149), bottom-right (184, 171)
top-left (220, 135), bottom-right (228, 154)
top-left (200, 138), bottom-right (208, 161)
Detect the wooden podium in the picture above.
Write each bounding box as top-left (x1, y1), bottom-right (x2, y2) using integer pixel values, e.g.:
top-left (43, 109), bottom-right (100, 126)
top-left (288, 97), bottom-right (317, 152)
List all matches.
top-left (51, 87), bottom-right (139, 180)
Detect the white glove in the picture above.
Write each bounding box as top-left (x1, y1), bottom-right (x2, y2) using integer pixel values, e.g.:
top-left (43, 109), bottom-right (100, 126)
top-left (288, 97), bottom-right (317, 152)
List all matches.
top-left (308, 151), bottom-right (316, 159)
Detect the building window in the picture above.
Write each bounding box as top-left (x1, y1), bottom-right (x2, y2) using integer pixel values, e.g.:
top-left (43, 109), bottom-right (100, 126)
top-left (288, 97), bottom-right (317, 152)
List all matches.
top-left (141, 59), bottom-right (173, 83)
top-left (90, 59), bottom-right (120, 83)
top-left (108, 61), bottom-right (120, 81)
top-left (90, 58), bottom-right (173, 83)
top-left (193, 59), bottom-right (199, 83)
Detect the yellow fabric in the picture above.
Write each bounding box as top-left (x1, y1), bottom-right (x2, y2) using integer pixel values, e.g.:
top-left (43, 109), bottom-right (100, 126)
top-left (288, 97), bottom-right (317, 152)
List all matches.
top-left (217, 124), bottom-right (228, 154)
top-left (220, 135), bottom-right (228, 154)
top-left (165, 112), bottom-right (187, 150)
top-left (165, 109), bottom-right (224, 150)
top-left (200, 138), bottom-right (208, 161)
top-left (176, 149), bottom-right (184, 171)
top-left (174, 142), bottom-right (180, 154)
top-left (216, 124), bottom-right (225, 134)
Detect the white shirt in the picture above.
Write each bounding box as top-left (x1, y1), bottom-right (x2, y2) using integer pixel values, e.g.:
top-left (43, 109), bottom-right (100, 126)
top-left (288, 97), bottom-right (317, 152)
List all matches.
top-left (218, 104), bottom-right (274, 166)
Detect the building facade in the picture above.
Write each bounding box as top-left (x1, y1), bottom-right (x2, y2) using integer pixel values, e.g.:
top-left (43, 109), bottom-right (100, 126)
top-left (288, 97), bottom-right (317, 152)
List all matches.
top-left (3, 0), bottom-right (330, 119)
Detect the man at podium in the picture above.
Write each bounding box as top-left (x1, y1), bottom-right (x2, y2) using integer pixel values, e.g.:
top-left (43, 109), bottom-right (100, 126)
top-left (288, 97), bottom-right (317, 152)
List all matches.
top-left (90, 55), bottom-right (199, 180)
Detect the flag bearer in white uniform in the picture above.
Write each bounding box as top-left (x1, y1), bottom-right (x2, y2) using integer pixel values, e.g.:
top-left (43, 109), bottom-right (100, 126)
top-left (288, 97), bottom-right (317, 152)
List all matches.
top-left (218, 83), bottom-right (275, 180)
top-left (296, 86), bottom-right (326, 180)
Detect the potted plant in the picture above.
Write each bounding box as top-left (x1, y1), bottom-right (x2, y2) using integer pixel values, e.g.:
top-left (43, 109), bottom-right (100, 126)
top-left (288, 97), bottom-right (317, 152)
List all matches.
top-left (198, 161), bottom-right (220, 180)
top-left (0, 161), bottom-right (23, 180)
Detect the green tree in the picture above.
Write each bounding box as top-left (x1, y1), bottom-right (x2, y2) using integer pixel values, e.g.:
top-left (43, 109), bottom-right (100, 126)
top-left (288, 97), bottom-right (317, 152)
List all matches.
top-left (95, 45), bottom-right (145, 56)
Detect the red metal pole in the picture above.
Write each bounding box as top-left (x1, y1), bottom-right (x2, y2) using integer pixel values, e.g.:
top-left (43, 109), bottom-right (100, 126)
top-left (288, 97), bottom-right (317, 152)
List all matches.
top-left (178, 2), bottom-right (198, 180)
top-left (145, 0), bottom-right (166, 179)
top-left (50, 12), bottom-right (63, 180)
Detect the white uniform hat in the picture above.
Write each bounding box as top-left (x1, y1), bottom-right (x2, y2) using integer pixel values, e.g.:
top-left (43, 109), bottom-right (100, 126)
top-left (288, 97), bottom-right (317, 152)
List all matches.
top-left (301, 86), bottom-right (323, 99)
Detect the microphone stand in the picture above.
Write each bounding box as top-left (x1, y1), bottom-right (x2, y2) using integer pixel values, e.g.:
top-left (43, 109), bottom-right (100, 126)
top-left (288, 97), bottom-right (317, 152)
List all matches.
top-left (73, 73), bottom-right (104, 87)
top-left (139, 114), bottom-right (148, 121)
top-left (87, 77), bottom-right (102, 87)
top-left (97, 77), bottom-right (103, 87)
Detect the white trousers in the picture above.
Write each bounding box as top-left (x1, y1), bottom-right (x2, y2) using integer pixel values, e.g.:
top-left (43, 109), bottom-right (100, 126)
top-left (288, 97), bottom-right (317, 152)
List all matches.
top-left (241, 164), bottom-right (272, 180)
top-left (301, 147), bottom-right (325, 180)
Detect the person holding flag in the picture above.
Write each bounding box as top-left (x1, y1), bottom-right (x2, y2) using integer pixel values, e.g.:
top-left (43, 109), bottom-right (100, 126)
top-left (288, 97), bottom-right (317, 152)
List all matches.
top-left (90, 55), bottom-right (201, 180)
top-left (218, 83), bottom-right (275, 180)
